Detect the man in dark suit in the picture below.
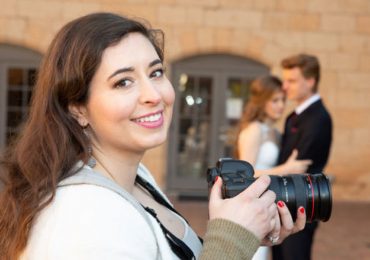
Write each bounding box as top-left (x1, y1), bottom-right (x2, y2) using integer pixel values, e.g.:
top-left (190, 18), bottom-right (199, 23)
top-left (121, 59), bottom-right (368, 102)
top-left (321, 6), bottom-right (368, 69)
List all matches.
top-left (272, 54), bottom-right (332, 260)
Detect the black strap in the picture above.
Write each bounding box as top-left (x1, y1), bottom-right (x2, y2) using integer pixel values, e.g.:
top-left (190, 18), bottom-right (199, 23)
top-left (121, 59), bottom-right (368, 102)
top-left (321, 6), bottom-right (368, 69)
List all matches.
top-left (136, 175), bottom-right (203, 244)
top-left (135, 175), bottom-right (203, 259)
top-left (135, 175), bottom-right (184, 218)
top-left (145, 206), bottom-right (196, 260)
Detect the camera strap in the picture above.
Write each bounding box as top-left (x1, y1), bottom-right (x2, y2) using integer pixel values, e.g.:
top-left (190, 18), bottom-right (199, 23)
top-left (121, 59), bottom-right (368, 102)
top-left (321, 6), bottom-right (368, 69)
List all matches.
top-left (135, 175), bottom-right (203, 260)
top-left (135, 175), bottom-right (186, 220)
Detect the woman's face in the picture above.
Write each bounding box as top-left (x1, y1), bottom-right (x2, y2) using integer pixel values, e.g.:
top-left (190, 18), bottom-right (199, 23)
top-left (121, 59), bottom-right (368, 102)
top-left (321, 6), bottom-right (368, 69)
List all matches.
top-left (264, 90), bottom-right (285, 122)
top-left (75, 33), bottom-right (175, 155)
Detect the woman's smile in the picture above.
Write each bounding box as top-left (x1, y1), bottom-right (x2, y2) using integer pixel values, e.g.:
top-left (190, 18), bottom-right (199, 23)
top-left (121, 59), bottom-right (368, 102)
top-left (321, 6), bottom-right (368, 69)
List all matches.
top-left (132, 111), bottom-right (164, 129)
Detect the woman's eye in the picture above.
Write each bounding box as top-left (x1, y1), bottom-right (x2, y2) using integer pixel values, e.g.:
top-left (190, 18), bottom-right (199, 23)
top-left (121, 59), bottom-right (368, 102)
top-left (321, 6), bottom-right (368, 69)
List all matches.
top-left (151, 68), bottom-right (164, 78)
top-left (114, 78), bottom-right (132, 88)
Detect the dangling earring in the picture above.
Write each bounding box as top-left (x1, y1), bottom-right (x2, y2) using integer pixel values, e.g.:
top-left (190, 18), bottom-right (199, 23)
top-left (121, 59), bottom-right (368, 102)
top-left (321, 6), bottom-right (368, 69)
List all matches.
top-left (83, 127), bottom-right (96, 168)
top-left (87, 145), bottom-right (96, 168)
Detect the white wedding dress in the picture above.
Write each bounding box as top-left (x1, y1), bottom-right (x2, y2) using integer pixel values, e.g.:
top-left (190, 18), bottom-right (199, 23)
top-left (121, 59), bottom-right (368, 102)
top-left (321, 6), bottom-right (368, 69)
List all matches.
top-left (252, 122), bottom-right (281, 260)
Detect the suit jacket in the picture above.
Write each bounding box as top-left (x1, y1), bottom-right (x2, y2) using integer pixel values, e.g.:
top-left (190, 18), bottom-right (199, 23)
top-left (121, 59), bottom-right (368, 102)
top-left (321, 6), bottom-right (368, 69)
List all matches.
top-left (278, 99), bottom-right (332, 173)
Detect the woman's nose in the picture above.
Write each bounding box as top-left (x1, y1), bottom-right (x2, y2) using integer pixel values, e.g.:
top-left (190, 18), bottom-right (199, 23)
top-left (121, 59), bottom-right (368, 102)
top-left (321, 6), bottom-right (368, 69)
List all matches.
top-left (139, 78), bottom-right (161, 105)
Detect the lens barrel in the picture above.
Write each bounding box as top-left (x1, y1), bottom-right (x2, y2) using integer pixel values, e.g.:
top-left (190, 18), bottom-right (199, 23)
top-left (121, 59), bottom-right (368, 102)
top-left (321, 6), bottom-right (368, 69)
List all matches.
top-left (269, 173), bottom-right (332, 222)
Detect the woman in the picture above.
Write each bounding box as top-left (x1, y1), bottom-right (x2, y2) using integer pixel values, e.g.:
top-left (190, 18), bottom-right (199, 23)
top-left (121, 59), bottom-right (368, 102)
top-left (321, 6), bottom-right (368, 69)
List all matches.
top-left (235, 75), bottom-right (312, 260)
top-left (0, 13), bottom-right (306, 260)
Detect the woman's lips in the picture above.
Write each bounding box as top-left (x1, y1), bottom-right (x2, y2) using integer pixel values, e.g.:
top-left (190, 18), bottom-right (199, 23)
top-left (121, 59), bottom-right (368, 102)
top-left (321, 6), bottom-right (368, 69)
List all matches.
top-left (132, 111), bottom-right (164, 129)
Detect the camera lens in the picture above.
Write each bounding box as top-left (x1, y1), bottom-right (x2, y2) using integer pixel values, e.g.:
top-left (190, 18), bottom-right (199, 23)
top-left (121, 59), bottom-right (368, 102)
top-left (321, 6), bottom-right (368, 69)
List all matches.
top-left (269, 173), bottom-right (332, 222)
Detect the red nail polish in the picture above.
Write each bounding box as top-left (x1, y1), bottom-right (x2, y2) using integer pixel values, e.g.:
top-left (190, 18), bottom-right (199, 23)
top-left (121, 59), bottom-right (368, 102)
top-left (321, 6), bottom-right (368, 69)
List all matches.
top-left (299, 207), bottom-right (305, 214)
top-left (277, 201), bottom-right (284, 208)
top-left (215, 176), bottom-right (219, 182)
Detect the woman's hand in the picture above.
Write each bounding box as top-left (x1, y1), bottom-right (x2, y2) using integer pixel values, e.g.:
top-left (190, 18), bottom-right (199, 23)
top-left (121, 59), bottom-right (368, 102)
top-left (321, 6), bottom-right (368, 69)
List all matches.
top-left (261, 200), bottom-right (306, 246)
top-left (283, 149), bottom-right (312, 174)
top-left (208, 175), bottom-right (278, 240)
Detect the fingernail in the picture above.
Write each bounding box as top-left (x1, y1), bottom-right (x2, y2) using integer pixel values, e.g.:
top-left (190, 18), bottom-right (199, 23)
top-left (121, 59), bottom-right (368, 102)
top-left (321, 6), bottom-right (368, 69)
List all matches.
top-left (299, 207), bottom-right (305, 214)
top-left (277, 201), bottom-right (284, 208)
top-left (215, 176), bottom-right (219, 182)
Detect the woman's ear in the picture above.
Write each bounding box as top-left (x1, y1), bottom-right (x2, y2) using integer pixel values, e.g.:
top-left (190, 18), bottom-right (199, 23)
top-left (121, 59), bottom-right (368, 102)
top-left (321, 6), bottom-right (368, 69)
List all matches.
top-left (68, 104), bottom-right (89, 128)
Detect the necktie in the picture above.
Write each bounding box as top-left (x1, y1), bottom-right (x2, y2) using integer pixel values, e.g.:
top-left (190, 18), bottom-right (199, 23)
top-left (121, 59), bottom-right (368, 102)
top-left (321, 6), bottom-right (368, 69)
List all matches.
top-left (288, 112), bottom-right (298, 133)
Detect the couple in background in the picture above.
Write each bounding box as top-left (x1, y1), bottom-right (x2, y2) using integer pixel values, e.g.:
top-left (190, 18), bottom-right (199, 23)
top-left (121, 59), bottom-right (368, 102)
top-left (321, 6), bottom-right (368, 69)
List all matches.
top-left (236, 54), bottom-right (333, 260)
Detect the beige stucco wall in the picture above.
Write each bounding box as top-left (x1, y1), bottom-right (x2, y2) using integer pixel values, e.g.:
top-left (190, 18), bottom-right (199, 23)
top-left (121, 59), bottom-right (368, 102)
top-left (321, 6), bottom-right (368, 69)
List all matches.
top-left (1, 0), bottom-right (370, 200)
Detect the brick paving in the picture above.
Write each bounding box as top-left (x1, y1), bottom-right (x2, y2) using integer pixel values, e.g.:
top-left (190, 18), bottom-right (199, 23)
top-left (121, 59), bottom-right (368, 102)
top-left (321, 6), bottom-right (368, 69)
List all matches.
top-left (172, 198), bottom-right (370, 259)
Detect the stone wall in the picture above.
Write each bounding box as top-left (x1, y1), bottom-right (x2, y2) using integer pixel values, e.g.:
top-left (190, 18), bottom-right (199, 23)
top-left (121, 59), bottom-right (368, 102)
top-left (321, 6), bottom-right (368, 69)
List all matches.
top-left (1, 0), bottom-right (369, 200)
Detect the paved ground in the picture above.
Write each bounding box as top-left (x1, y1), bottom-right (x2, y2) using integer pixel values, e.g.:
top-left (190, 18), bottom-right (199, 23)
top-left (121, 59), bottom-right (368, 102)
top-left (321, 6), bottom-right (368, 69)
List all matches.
top-left (172, 198), bottom-right (370, 259)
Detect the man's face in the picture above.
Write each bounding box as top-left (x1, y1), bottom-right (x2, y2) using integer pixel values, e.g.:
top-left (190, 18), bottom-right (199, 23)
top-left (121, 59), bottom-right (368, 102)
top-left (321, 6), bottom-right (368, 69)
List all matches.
top-left (282, 67), bottom-right (315, 104)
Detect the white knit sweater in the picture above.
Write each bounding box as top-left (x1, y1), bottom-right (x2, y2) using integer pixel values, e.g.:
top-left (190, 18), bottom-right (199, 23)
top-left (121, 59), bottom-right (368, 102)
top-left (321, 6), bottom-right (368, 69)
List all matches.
top-left (20, 164), bottom-right (202, 259)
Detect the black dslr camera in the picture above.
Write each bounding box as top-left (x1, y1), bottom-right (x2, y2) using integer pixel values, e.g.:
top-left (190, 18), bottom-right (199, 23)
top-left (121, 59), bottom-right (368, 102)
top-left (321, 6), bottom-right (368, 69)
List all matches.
top-left (207, 158), bottom-right (332, 222)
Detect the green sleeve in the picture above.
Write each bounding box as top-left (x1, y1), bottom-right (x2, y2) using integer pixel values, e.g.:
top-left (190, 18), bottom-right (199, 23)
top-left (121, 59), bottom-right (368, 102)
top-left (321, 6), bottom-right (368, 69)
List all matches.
top-left (199, 218), bottom-right (260, 260)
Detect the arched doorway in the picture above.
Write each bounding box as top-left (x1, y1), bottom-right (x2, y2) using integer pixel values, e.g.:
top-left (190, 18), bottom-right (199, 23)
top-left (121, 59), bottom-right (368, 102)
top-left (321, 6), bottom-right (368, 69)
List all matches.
top-left (167, 54), bottom-right (269, 197)
top-left (0, 44), bottom-right (42, 149)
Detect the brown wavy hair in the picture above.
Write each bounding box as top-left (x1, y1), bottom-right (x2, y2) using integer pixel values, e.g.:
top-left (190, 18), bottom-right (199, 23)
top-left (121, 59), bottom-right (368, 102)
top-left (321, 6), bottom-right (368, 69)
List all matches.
top-left (234, 75), bottom-right (282, 158)
top-left (0, 12), bottom-right (164, 259)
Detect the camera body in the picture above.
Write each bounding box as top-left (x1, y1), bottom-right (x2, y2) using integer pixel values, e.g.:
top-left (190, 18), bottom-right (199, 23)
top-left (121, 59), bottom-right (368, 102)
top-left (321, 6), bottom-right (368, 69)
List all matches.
top-left (207, 158), bottom-right (332, 222)
top-left (207, 158), bottom-right (256, 198)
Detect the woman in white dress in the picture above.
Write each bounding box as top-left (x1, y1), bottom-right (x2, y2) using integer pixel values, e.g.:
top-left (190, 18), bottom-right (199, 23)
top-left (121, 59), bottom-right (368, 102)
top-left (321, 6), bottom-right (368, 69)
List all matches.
top-left (235, 75), bottom-right (312, 260)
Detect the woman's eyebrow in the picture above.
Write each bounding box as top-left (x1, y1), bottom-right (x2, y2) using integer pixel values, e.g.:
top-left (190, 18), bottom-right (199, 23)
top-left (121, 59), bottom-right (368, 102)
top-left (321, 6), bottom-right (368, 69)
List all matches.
top-left (107, 59), bottom-right (162, 80)
top-left (107, 67), bottom-right (134, 80)
top-left (149, 59), bottom-right (162, 67)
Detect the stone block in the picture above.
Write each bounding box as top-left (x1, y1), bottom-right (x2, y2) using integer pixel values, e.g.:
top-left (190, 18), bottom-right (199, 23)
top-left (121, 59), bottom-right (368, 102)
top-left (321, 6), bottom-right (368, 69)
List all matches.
top-left (274, 32), bottom-right (305, 50)
top-left (196, 27), bottom-right (215, 51)
top-left (263, 13), bottom-right (320, 31)
top-left (17, 0), bottom-right (63, 19)
top-left (214, 29), bottom-right (233, 51)
top-left (261, 43), bottom-right (290, 67)
top-left (304, 32), bottom-right (339, 52)
top-left (99, 4), bottom-right (157, 24)
top-left (289, 13), bottom-right (320, 31)
top-left (327, 53), bottom-right (358, 71)
top-left (335, 87), bottom-right (370, 109)
top-left (244, 32), bottom-right (267, 58)
top-left (204, 9), bottom-right (262, 29)
top-left (253, 0), bottom-right (277, 10)
top-left (61, 2), bottom-right (101, 20)
top-left (229, 29), bottom-right (249, 54)
top-left (0, 18), bottom-right (27, 42)
top-left (175, 0), bottom-right (219, 8)
top-left (353, 128), bottom-right (370, 147)
top-left (320, 70), bottom-right (338, 93)
top-left (339, 34), bottom-right (367, 54)
top-left (333, 109), bottom-right (369, 128)
top-left (308, 0), bottom-right (370, 14)
top-left (359, 54), bottom-right (370, 71)
top-left (219, 0), bottom-right (254, 8)
top-left (0, 1), bottom-right (17, 17)
top-left (322, 14), bottom-right (356, 32)
top-left (178, 27), bottom-right (198, 53)
top-left (184, 7), bottom-right (204, 26)
top-left (263, 13), bottom-right (289, 31)
top-left (276, 0), bottom-right (309, 12)
top-left (357, 15), bottom-right (370, 34)
top-left (338, 72), bottom-right (370, 90)
top-left (158, 5), bottom-right (186, 25)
